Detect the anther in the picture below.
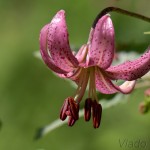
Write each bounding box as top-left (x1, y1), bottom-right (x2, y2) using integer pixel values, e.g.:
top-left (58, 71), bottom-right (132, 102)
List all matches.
top-left (84, 98), bottom-right (93, 121)
top-left (92, 100), bottom-right (102, 128)
top-left (68, 116), bottom-right (76, 126)
top-left (60, 98), bottom-right (69, 121)
top-left (60, 97), bottom-right (79, 126)
top-left (68, 98), bottom-right (79, 120)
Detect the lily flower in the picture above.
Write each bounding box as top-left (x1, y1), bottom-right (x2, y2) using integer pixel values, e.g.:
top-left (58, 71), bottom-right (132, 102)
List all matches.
top-left (40, 10), bottom-right (150, 128)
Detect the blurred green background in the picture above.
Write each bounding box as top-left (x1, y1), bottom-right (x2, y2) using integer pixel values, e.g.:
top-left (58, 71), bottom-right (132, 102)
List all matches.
top-left (0, 0), bottom-right (150, 149)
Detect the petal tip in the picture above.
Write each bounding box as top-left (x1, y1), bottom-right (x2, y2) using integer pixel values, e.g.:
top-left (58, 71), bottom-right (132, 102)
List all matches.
top-left (51, 10), bottom-right (66, 24)
top-left (118, 81), bottom-right (136, 94)
top-left (57, 9), bottom-right (65, 15)
top-left (88, 13), bottom-right (114, 69)
top-left (56, 9), bottom-right (65, 18)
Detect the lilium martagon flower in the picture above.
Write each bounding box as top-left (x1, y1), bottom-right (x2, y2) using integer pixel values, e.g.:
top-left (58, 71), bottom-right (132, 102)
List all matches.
top-left (40, 10), bottom-right (150, 128)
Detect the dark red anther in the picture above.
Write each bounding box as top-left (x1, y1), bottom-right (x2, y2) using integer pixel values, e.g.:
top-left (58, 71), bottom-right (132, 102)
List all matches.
top-left (84, 98), bottom-right (92, 121)
top-left (60, 97), bottom-right (79, 127)
top-left (65, 109), bottom-right (72, 116)
top-left (60, 98), bottom-right (69, 121)
top-left (68, 98), bottom-right (79, 120)
top-left (68, 116), bottom-right (76, 127)
top-left (92, 100), bottom-right (102, 129)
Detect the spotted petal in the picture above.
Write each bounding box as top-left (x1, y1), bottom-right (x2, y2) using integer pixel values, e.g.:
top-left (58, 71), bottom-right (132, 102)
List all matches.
top-left (75, 45), bottom-right (88, 63)
top-left (106, 47), bottom-right (150, 81)
top-left (40, 24), bottom-right (67, 74)
top-left (95, 69), bottom-right (117, 94)
top-left (47, 10), bottom-right (78, 72)
top-left (95, 68), bottom-right (136, 94)
top-left (88, 15), bottom-right (115, 69)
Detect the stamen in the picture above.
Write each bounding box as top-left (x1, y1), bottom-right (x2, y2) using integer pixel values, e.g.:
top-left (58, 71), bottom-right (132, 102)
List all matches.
top-left (92, 100), bottom-right (102, 128)
top-left (84, 67), bottom-right (103, 128)
top-left (60, 97), bottom-right (79, 126)
top-left (60, 98), bottom-right (68, 121)
top-left (88, 68), bottom-right (92, 98)
top-left (92, 67), bottom-right (98, 101)
top-left (61, 67), bottom-right (103, 128)
top-left (68, 98), bottom-right (79, 120)
top-left (68, 116), bottom-right (76, 126)
top-left (89, 67), bottom-right (98, 101)
top-left (84, 98), bottom-right (92, 121)
top-left (73, 69), bottom-right (86, 99)
top-left (75, 69), bottom-right (90, 103)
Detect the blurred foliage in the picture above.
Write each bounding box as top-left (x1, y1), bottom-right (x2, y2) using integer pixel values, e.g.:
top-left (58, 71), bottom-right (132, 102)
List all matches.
top-left (0, 120), bottom-right (2, 130)
top-left (0, 0), bottom-right (150, 150)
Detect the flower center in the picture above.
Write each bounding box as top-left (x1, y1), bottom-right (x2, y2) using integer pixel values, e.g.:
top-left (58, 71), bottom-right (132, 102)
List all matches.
top-left (74, 67), bottom-right (97, 103)
top-left (60, 66), bottom-right (102, 128)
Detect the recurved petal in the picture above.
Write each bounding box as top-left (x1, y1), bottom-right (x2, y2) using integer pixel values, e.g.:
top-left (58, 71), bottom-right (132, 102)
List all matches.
top-left (106, 47), bottom-right (150, 81)
top-left (75, 45), bottom-right (88, 63)
top-left (95, 68), bottom-right (118, 94)
top-left (40, 24), bottom-right (67, 74)
top-left (57, 67), bottom-right (82, 83)
top-left (114, 80), bottom-right (136, 94)
top-left (88, 14), bottom-right (115, 69)
top-left (47, 10), bottom-right (79, 72)
top-left (95, 68), bottom-right (136, 94)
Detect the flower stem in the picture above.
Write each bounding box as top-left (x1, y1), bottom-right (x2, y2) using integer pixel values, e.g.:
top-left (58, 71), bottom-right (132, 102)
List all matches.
top-left (92, 7), bottom-right (150, 28)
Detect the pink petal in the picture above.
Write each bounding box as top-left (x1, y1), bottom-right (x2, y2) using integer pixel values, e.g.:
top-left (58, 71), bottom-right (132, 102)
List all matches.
top-left (40, 24), bottom-right (67, 74)
top-left (95, 68), bottom-right (136, 94)
top-left (47, 10), bottom-right (79, 72)
top-left (88, 15), bottom-right (115, 69)
top-left (95, 69), bottom-right (118, 94)
top-left (75, 45), bottom-right (88, 63)
top-left (114, 81), bottom-right (136, 94)
top-left (57, 68), bottom-right (80, 79)
top-left (106, 47), bottom-right (150, 81)
top-left (57, 67), bottom-right (82, 85)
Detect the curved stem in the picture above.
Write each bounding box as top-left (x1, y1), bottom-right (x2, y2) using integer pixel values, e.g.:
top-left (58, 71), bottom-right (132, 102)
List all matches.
top-left (92, 7), bottom-right (150, 28)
